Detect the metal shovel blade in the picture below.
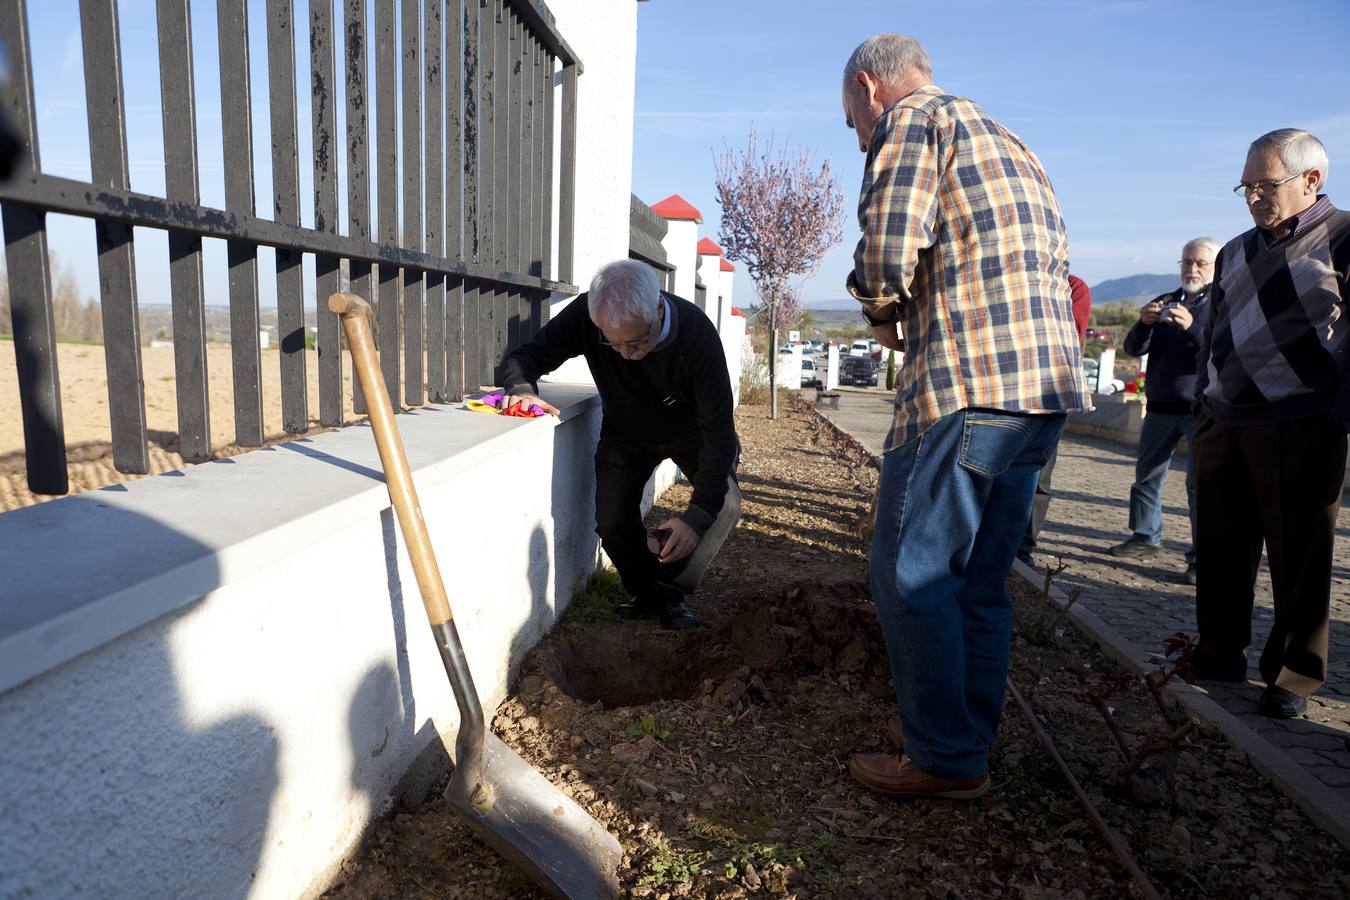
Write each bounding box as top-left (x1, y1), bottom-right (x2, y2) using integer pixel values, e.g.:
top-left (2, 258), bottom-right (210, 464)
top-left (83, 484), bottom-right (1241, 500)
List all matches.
top-left (446, 729), bottom-right (622, 899)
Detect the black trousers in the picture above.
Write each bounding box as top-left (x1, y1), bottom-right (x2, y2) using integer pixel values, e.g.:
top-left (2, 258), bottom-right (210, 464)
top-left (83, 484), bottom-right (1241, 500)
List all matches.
top-left (1020, 443), bottom-right (1060, 556)
top-left (1193, 411), bottom-right (1346, 696)
top-left (594, 436), bottom-right (741, 600)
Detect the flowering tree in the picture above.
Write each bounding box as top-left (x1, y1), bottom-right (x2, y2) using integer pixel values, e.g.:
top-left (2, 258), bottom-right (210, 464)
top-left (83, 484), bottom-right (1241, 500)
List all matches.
top-left (715, 131), bottom-right (844, 417)
top-left (749, 285), bottom-right (804, 336)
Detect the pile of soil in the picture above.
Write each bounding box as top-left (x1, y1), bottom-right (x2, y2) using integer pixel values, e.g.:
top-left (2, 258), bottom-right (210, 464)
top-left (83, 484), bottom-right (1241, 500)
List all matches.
top-left (325, 399), bottom-right (1350, 899)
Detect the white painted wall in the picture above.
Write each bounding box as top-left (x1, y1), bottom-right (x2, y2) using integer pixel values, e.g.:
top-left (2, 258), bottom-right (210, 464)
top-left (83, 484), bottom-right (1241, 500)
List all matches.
top-left (696, 252), bottom-right (721, 320)
top-left (661, 218), bottom-right (698, 302)
top-left (0, 388), bottom-right (605, 899)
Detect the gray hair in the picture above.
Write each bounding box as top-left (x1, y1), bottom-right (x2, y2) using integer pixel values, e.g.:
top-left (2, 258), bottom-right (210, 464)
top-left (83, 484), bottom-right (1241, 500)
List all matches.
top-left (1248, 129), bottom-right (1329, 185)
top-left (1183, 237), bottom-right (1221, 259)
top-left (843, 34), bottom-right (931, 92)
top-left (587, 259), bottom-right (661, 328)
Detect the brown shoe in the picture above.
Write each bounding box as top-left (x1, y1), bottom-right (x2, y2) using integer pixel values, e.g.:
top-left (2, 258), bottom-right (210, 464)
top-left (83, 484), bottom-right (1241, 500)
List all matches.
top-left (886, 715), bottom-right (905, 750)
top-left (848, 752), bottom-right (990, 799)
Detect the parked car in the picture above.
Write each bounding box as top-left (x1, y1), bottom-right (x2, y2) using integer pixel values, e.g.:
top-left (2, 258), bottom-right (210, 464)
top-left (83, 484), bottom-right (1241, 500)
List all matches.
top-left (1082, 357), bottom-right (1126, 394)
top-left (799, 357), bottom-right (821, 387)
top-left (849, 339), bottom-right (871, 357)
top-left (1085, 328), bottom-right (1114, 348)
top-left (839, 355), bottom-right (878, 386)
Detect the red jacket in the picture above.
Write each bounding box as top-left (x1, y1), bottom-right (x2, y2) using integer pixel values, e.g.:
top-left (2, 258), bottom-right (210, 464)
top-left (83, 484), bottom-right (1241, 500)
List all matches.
top-left (1068, 274), bottom-right (1091, 340)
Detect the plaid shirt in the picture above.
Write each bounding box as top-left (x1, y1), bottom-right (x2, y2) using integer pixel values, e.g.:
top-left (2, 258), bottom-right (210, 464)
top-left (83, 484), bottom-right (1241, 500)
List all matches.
top-left (849, 85), bottom-right (1090, 450)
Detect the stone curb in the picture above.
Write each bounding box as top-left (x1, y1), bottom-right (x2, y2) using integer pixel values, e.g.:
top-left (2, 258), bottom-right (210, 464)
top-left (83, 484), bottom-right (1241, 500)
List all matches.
top-left (1010, 558), bottom-right (1350, 851)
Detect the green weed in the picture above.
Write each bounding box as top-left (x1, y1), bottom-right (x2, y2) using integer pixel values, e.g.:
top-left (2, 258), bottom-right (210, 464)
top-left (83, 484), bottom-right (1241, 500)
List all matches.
top-left (625, 714), bottom-right (671, 742)
top-left (561, 566), bottom-right (628, 624)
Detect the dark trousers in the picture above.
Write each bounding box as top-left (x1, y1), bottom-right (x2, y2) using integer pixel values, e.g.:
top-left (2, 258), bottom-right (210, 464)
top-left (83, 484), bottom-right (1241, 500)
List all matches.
top-left (594, 436), bottom-right (741, 600)
top-left (1193, 411), bottom-right (1346, 696)
top-left (1020, 443), bottom-right (1060, 556)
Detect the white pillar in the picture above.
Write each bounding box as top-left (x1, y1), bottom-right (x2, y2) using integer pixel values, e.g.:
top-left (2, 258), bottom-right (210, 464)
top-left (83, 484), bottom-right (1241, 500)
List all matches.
top-left (826, 344), bottom-right (839, 390)
top-left (1097, 348), bottom-right (1117, 395)
top-left (651, 195), bottom-right (701, 303)
top-left (696, 252), bottom-right (721, 322)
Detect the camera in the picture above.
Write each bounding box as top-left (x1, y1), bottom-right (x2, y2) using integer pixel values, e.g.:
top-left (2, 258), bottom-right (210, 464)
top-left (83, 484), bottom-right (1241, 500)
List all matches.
top-left (1160, 303), bottom-right (1180, 325)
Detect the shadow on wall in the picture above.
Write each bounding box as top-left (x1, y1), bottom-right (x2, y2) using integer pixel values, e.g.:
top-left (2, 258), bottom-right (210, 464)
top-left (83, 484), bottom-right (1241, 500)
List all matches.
top-left (349, 509), bottom-right (452, 811)
top-left (0, 499), bottom-right (278, 898)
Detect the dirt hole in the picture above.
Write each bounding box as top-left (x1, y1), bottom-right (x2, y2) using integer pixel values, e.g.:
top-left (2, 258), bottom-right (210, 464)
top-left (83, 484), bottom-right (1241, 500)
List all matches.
top-left (541, 629), bottom-right (726, 708)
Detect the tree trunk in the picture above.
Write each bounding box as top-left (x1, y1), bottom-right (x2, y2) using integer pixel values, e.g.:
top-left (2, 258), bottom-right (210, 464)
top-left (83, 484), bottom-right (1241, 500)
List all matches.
top-left (768, 296), bottom-right (778, 419)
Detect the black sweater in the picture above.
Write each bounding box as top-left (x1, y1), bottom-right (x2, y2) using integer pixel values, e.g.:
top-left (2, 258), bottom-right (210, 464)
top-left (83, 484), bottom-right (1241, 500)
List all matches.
top-left (500, 292), bottom-right (738, 534)
top-left (1122, 287), bottom-right (1208, 414)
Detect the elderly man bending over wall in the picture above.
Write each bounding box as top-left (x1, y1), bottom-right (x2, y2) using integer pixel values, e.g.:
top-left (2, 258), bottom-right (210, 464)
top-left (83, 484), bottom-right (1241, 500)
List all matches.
top-left (501, 260), bottom-right (741, 630)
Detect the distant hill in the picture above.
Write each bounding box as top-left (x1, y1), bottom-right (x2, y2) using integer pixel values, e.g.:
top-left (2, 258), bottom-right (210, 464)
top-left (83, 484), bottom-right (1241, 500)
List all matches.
top-left (1088, 274), bottom-right (1177, 303)
top-left (806, 299), bottom-right (858, 311)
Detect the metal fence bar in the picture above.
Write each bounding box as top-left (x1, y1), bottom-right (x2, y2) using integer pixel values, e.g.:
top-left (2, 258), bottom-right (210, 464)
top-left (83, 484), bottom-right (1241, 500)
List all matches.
top-left (526, 36), bottom-right (540, 279)
top-left (462, 0), bottom-right (481, 390)
top-left (345, 0), bottom-right (372, 416)
top-left (508, 9), bottom-right (522, 275)
top-left (478, 1), bottom-right (499, 386)
top-left (81, 0), bottom-right (149, 474)
top-left (0, 173), bottom-right (574, 291)
top-left (311, 0), bottom-right (342, 427)
top-left (0, 0), bottom-right (66, 495)
top-left (375, 0), bottom-right (400, 407)
top-left (267, 0), bottom-right (308, 433)
top-left (491, 1), bottom-right (510, 379)
top-left (156, 0), bottom-right (211, 462)
top-left (400, 0), bottom-right (423, 407)
top-left (541, 49), bottom-right (553, 280)
top-left (444, 0), bottom-right (465, 401)
top-left (558, 59), bottom-right (577, 284)
top-left (218, 0), bottom-right (265, 446)
top-left (505, 0), bottom-right (579, 68)
top-left (423, 0), bottom-right (445, 401)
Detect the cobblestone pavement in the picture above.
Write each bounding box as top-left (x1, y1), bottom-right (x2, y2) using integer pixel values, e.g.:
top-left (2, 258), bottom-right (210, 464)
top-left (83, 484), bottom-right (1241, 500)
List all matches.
top-left (817, 391), bottom-right (1350, 807)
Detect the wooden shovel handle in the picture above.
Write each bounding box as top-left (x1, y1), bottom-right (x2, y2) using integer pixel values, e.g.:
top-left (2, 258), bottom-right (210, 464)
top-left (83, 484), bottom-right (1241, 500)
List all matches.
top-left (329, 292), bottom-right (455, 628)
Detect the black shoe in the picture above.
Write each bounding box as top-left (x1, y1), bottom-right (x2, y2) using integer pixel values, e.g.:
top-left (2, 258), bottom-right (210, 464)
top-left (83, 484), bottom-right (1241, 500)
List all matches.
top-left (1107, 538), bottom-right (1162, 559)
top-left (1183, 564), bottom-right (1197, 585)
top-left (617, 597), bottom-right (662, 620)
top-left (1187, 646), bottom-right (1248, 683)
top-left (660, 601), bottom-right (702, 630)
top-left (1257, 685), bottom-right (1308, 718)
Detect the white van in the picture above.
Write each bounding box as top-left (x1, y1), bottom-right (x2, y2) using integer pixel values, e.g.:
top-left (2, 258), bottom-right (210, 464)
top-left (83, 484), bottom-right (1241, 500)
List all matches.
top-left (849, 340), bottom-right (870, 357)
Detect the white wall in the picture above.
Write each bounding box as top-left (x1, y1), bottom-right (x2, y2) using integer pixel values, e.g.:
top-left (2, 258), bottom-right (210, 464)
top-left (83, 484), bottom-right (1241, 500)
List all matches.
top-left (661, 219), bottom-right (699, 302)
top-left (0, 388), bottom-right (605, 899)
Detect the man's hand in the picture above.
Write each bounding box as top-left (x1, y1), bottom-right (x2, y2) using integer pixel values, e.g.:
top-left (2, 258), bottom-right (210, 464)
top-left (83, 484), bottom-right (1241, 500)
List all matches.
top-left (871, 322), bottom-right (904, 352)
top-left (1140, 300), bottom-right (1163, 325)
top-left (1167, 305), bottom-right (1194, 331)
top-left (505, 391), bottom-right (560, 416)
top-left (652, 517), bottom-right (700, 564)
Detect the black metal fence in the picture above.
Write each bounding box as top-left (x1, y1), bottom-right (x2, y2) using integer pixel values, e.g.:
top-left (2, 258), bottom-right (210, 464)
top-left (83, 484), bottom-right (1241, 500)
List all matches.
top-left (0, 0), bottom-right (581, 496)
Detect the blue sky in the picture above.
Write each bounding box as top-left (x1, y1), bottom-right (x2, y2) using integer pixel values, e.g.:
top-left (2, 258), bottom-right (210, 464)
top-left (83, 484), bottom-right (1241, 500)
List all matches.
top-left (633, 0), bottom-right (1349, 304)
top-left (9, 0), bottom-right (1349, 310)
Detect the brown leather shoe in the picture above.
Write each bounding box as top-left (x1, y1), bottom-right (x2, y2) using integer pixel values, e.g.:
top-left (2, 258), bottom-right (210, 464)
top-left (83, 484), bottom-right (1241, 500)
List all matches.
top-left (886, 715), bottom-right (905, 750)
top-left (848, 752), bottom-right (990, 799)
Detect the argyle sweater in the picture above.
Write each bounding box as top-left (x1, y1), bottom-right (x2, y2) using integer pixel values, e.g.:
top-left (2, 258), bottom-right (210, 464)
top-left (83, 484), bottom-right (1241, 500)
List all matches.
top-left (1196, 201), bottom-right (1350, 426)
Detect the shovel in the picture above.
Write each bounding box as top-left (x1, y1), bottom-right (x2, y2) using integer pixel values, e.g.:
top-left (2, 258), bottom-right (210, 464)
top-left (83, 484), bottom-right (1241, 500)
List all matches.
top-left (329, 292), bottom-right (622, 898)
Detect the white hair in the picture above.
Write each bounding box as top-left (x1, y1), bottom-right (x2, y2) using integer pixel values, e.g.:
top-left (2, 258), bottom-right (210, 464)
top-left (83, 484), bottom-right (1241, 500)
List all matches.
top-left (1183, 237), bottom-right (1220, 258)
top-left (843, 34), bottom-right (931, 92)
top-left (587, 259), bottom-right (661, 328)
top-left (1248, 129), bottom-right (1330, 186)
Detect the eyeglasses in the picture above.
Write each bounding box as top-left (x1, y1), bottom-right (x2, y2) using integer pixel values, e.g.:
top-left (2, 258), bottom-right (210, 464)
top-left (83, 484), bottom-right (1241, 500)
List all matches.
top-left (597, 303), bottom-right (661, 351)
top-left (1178, 258), bottom-right (1213, 268)
top-left (1232, 170), bottom-right (1305, 197)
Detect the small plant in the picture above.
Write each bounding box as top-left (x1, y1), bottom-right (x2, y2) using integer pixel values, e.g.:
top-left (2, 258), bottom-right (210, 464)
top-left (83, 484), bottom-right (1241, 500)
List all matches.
top-left (638, 835), bottom-right (713, 887)
top-left (625, 714), bottom-right (671, 742)
top-left (1020, 557), bottom-right (1082, 645)
top-left (561, 566), bottom-right (628, 624)
top-left (685, 819), bottom-right (839, 888)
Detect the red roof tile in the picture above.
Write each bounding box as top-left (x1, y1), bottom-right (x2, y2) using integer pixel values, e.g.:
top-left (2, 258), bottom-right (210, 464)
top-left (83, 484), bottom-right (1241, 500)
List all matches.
top-left (731, 306), bottom-right (747, 317)
top-left (719, 258), bottom-right (735, 272)
top-left (650, 194), bottom-right (703, 223)
top-left (696, 237), bottom-right (724, 256)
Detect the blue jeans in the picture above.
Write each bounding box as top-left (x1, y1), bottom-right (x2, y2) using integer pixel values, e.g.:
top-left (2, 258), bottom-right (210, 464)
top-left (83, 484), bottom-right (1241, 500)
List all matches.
top-left (1128, 410), bottom-right (1196, 564)
top-left (870, 409), bottom-right (1066, 780)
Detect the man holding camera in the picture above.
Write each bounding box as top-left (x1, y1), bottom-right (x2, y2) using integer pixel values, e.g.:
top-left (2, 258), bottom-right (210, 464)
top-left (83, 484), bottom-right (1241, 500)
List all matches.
top-left (1105, 238), bottom-right (1218, 583)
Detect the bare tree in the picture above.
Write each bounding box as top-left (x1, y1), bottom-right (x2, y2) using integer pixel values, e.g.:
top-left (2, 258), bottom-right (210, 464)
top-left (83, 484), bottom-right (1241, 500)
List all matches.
top-left (714, 130), bottom-right (843, 417)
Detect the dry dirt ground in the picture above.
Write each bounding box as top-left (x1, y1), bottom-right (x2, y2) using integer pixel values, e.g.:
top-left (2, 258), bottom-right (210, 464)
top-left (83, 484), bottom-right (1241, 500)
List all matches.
top-left (324, 399), bottom-right (1350, 899)
top-left (0, 341), bottom-right (356, 510)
